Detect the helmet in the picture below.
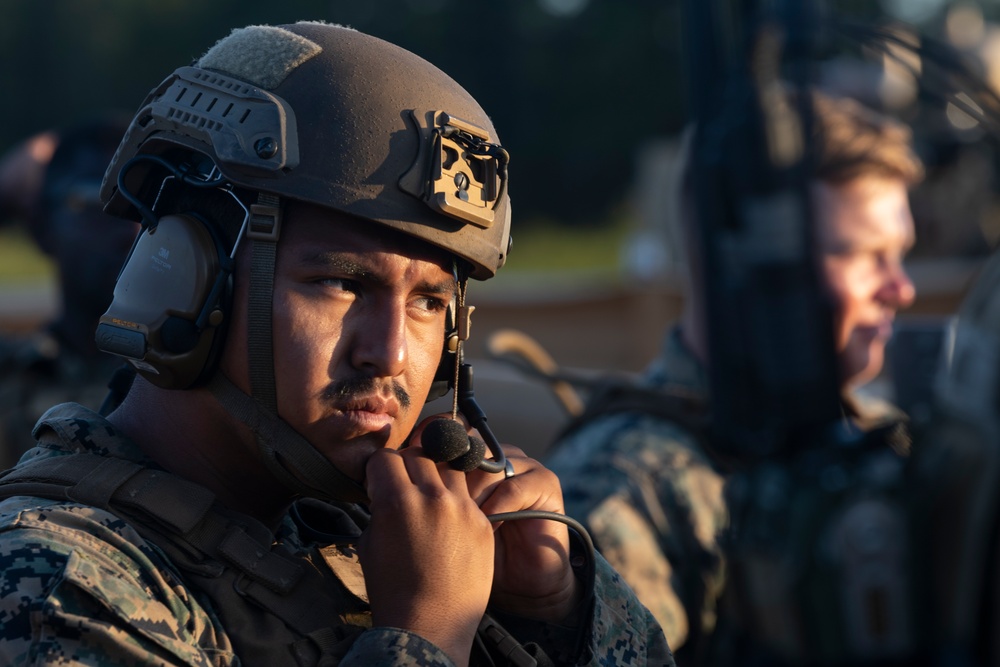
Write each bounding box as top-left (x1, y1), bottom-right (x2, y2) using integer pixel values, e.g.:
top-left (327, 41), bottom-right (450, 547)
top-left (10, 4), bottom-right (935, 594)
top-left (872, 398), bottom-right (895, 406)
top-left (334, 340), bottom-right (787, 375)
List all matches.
top-left (98, 20), bottom-right (512, 389)
top-left (96, 22), bottom-right (512, 502)
top-left (101, 21), bottom-right (511, 280)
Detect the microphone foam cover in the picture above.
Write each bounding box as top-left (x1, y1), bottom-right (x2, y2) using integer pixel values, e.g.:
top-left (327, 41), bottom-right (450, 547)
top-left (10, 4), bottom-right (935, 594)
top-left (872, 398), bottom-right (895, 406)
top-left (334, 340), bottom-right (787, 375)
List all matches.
top-left (449, 435), bottom-right (487, 472)
top-left (422, 418), bottom-right (471, 463)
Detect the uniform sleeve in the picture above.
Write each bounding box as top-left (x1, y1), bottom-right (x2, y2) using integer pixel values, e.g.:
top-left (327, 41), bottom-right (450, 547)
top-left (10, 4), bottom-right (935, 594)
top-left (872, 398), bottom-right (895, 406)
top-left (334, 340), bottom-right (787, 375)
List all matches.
top-left (584, 552), bottom-right (675, 666)
top-left (0, 502), bottom-right (234, 666)
top-left (485, 551), bottom-right (675, 666)
top-left (545, 414), bottom-right (728, 655)
top-left (340, 628), bottom-right (455, 666)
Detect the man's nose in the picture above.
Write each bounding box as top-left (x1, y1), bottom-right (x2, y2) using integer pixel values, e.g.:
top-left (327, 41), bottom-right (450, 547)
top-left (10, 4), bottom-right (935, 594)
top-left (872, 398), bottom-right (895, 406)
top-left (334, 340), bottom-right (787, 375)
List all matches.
top-left (349, 302), bottom-right (408, 377)
top-left (884, 261), bottom-right (916, 310)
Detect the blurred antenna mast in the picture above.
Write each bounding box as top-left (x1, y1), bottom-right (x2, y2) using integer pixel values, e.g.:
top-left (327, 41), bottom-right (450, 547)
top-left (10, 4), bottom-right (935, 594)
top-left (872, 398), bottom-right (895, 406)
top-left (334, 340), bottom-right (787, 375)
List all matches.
top-left (681, 0), bottom-right (843, 460)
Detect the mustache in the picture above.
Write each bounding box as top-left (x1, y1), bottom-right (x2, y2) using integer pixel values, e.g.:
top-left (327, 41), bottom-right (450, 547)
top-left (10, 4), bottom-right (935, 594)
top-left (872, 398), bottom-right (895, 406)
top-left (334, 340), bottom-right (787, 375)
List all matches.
top-left (321, 376), bottom-right (411, 409)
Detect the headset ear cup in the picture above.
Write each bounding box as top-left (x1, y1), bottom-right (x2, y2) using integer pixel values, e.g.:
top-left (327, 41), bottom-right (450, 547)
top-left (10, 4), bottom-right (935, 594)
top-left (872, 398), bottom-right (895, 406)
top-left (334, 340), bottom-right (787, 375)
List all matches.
top-left (161, 315), bottom-right (202, 353)
top-left (96, 213), bottom-right (233, 389)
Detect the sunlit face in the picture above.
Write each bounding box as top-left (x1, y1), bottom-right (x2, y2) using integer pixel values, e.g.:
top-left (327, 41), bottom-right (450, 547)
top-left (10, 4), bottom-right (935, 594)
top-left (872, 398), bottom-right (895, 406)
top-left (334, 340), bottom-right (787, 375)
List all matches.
top-left (221, 202), bottom-right (455, 482)
top-left (814, 177), bottom-right (916, 388)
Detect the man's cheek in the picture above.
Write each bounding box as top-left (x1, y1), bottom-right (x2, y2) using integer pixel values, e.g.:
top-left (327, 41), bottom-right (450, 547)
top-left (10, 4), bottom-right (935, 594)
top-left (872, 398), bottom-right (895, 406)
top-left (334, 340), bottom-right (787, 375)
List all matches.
top-left (828, 301), bottom-right (853, 350)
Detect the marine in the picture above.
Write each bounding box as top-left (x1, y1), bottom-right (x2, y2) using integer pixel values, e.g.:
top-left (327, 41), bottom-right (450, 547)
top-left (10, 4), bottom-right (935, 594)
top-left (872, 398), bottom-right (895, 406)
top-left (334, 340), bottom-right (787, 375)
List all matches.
top-left (0, 21), bottom-right (673, 667)
top-left (546, 89), bottom-right (923, 665)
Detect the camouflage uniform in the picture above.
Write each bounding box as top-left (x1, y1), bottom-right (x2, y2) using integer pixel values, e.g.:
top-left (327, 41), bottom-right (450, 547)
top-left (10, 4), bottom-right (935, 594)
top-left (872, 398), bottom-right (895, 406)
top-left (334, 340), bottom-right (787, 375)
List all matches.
top-left (0, 326), bottom-right (122, 469)
top-left (545, 327), bottom-right (721, 663)
top-left (0, 403), bottom-right (674, 666)
top-left (545, 325), bottom-right (907, 664)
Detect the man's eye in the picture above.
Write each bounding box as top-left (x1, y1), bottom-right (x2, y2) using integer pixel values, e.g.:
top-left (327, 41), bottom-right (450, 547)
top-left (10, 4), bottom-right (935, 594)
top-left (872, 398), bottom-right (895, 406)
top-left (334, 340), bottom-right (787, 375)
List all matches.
top-left (319, 278), bottom-right (360, 293)
top-left (413, 296), bottom-right (448, 313)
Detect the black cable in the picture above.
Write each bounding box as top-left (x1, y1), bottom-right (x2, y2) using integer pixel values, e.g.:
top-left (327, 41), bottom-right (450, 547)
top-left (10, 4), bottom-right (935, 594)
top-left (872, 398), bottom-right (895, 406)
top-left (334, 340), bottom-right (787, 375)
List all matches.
top-left (456, 363), bottom-right (508, 474)
top-left (98, 364), bottom-right (137, 416)
top-left (487, 510), bottom-right (596, 567)
top-left (485, 508), bottom-right (597, 667)
top-left (115, 153), bottom-right (228, 230)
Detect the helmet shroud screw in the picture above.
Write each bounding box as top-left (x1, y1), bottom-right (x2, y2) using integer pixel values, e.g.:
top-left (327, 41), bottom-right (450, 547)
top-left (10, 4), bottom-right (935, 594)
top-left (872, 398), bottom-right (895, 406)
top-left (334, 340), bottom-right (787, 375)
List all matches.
top-left (255, 137), bottom-right (279, 159)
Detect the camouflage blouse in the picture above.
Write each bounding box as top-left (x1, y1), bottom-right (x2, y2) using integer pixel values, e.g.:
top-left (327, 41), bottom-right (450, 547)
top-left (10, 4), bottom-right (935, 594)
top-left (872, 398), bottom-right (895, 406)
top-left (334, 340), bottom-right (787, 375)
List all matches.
top-left (0, 403), bottom-right (673, 666)
top-left (546, 326), bottom-right (909, 664)
top-left (546, 327), bottom-right (723, 662)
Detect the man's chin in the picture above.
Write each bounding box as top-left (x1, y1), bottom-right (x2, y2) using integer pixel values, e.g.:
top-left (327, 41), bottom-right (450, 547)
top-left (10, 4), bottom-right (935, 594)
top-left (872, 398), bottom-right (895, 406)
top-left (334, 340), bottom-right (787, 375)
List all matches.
top-left (311, 428), bottom-right (410, 482)
top-left (841, 345), bottom-right (885, 390)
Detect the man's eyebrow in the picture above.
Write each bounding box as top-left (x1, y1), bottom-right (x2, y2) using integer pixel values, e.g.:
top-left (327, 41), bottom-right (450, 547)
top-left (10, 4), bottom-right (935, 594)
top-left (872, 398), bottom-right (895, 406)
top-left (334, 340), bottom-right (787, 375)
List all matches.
top-left (417, 277), bottom-right (459, 297)
top-left (301, 252), bottom-right (373, 278)
top-left (300, 251), bottom-right (457, 295)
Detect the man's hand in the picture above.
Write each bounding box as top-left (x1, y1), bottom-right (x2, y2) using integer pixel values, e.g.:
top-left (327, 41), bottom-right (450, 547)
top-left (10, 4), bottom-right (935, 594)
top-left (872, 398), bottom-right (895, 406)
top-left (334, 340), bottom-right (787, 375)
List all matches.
top-left (410, 416), bottom-right (583, 623)
top-left (465, 445), bottom-right (583, 623)
top-left (360, 445), bottom-right (495, 667)
top-left (360, 417), bottom-right (583, 666)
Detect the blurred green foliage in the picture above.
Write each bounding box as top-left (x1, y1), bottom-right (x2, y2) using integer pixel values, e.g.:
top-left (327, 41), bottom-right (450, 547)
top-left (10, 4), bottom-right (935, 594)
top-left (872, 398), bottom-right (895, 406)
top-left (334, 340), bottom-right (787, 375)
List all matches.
top-left (504, 213), bottom-right (631, 272)
top-left (0, 228), bottom-right (54, 282)
top-left (0, 215), bottom-right (629, 282)
top-left (0, 0), bottom-right (685, 228)
top-left (0, 0), bottom-right (928, 235)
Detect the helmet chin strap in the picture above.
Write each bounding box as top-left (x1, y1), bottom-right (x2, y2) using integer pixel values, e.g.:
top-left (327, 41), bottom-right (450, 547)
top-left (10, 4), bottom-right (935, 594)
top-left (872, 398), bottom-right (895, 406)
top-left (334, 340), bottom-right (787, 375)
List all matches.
top-left (211, 192), bottom-right (368, 505)
top-left (208, 372), bottom-right (369, 504)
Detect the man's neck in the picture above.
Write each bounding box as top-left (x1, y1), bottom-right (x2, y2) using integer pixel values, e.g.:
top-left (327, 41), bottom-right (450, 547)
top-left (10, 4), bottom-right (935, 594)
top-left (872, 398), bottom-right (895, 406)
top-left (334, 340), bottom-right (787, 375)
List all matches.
top-left (108, 378), bottom-right (295, 530)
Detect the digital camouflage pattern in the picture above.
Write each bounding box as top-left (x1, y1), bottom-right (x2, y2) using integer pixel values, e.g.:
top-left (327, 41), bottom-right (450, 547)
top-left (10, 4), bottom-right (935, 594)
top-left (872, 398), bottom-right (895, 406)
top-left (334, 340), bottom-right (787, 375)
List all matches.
top-left (546, 327), bottom-right (724, 663)
top-left (545, 326), bottom-right (909, 664)
top-left (0, 328), bottom-right (121, 469)
top-left (0, 403), bottom-right (674, 666)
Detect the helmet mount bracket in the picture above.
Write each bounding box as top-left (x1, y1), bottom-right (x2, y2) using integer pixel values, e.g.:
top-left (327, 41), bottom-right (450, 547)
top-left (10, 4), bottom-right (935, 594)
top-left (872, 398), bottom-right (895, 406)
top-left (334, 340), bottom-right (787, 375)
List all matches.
top-left (399, 110), bottom-right (508, 229)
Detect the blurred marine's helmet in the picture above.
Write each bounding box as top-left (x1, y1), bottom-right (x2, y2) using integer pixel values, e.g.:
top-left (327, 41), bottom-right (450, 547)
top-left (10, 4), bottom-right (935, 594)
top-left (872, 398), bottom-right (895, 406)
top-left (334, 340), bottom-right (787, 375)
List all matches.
top-left (101, 21), bottom-right (511, 280)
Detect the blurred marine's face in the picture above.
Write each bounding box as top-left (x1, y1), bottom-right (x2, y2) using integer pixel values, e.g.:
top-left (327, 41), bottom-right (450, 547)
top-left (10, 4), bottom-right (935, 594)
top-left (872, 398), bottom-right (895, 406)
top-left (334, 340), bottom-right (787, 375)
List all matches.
top-left (814, 177), bottom-right (916, 388)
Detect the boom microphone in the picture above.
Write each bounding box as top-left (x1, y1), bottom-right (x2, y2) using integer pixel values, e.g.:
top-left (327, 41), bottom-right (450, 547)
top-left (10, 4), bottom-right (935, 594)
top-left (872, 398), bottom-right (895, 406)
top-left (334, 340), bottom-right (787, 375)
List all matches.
top-left (418, 363), bottom-right (507, 474)
top-left (422, 418), bottom-right (488, 472)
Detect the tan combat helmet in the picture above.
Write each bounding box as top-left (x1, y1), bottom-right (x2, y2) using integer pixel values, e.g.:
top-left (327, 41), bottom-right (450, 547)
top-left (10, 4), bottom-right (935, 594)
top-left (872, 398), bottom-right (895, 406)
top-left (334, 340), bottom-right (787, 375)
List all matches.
top-left (98, 22), bottom-right (512, 502)
top-left (102, 21), bottom-right (511, 279)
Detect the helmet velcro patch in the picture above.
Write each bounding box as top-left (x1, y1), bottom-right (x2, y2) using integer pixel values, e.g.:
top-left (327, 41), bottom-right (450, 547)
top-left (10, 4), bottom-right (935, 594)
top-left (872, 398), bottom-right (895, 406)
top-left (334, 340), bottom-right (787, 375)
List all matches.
top-left (197, 25), bottom-right (324, 91)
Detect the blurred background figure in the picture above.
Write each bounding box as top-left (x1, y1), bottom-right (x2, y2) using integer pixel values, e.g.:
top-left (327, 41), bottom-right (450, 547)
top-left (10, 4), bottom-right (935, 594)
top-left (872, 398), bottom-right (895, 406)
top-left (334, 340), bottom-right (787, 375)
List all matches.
top-left (0, 114), bottom-right (138, 468)
top-left (543, 86), bottom-right (924, 665)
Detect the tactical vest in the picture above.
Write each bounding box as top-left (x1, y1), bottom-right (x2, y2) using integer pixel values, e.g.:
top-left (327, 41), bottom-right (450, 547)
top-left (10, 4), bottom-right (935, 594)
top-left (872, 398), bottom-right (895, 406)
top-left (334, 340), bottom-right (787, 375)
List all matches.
top-left (0, 452), bottom-right (545, 667)
top-left (556, 374), bottom-right (932, 665)
top-left (714, 421), bottom-right (930, 667)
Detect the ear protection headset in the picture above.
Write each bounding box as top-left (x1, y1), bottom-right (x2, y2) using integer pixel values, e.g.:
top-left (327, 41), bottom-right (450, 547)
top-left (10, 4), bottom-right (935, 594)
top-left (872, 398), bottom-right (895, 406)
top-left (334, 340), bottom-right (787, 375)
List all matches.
top-left (97, 152), bottom-right (474, 399)
top-left (95, 155), bottom-right (248, 389)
